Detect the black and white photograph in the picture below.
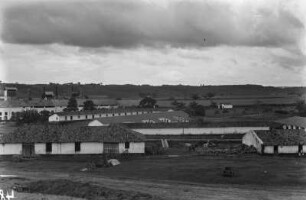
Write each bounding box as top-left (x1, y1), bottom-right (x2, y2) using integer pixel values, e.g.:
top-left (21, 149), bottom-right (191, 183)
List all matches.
top-left (0, 0), bottom-right (306, 199)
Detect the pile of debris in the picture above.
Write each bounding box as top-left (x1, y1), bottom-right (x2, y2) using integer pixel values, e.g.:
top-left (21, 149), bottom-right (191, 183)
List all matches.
top-left (195, 144), bottom-right (257, 155)
top-left (81, 156), bottom-right (120, 172)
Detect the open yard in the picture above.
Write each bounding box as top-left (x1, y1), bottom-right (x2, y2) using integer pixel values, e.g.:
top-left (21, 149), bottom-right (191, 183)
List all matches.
top-left (1, 155), bottom-right (306, 199)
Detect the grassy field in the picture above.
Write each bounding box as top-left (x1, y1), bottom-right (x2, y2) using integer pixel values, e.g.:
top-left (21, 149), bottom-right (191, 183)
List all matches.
top-left (2, 154), bottom-right (306, 187)
top-left (1, 154), bottom-right (306, 199)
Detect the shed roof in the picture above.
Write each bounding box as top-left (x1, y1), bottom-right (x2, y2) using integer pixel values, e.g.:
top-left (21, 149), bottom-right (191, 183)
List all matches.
top-left (0, 124), bottom-right (145, 143)
top-left (254, 129), bottom-right (306, 146)
top-left (274, 116), bottom-right (306, 128)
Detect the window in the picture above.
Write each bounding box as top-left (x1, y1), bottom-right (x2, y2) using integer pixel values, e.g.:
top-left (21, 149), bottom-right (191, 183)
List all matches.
top-left (0, 112), bottom-right (2, 116)
top-left (92, 114), bottom-right (94, 119)
top-left (75, 142), bottom-right (81, 152)
top-left (4, 112), bottom-right (8, 116)
top-left (86, 115), bottom-right (88, 119)
top-left (70, 116), bottom-right (73, 120)
top-left (65, 116), bottom-right (68, 120)
top-left (78, 115), bottom-right (80, 119)
top-left (125, 142), bottom-right (130, 149)
top-left (46, 142), bottom-right (52, 153)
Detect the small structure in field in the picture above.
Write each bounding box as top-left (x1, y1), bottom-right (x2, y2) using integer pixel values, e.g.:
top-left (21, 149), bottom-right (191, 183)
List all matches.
top-left (218, 104), bottom-right (233, 110)
top-left (0, 124), bottom-right (145, 156)
top-left (273, 116), bottom-right (306, 130)
top-left (243, 129), bottom-right (306, 155)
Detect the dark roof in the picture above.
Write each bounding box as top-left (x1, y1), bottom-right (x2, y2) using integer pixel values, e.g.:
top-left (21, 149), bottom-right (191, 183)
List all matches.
top-left (255, 129), bottom-right (306, 146)
top-left (0, 99), bottom-right (56, 108)
top-left (275, 116), bottom-right (306, 128)
top-left (0, 124), bottom-right (145, 143)
top-left (0, 100), bottom-right (28, 108)
top-left (4, 87), bottom-right (17, 91)
top-left (53, 108), bottom-right (165, 116)
top-left (93, 111), bottom-right (189, 124)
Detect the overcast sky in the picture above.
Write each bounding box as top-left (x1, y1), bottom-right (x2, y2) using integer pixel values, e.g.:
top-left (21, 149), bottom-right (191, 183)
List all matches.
top-left (0, 0), bottom-right (305, 86)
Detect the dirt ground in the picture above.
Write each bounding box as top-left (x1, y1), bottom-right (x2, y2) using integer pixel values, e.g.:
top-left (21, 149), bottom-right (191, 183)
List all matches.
top-left (1, 155), bottom-right (306, 199)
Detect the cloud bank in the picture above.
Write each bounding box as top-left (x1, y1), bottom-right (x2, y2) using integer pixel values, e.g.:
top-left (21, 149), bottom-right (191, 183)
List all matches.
top-left (2, 0), bottom-right (304, 48)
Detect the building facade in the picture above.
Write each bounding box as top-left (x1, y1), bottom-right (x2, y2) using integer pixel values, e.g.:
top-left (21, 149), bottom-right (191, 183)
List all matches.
top-left (243, 129), bottom-right (306, 155)
top-left (0, 124), bottom-right (145, 156)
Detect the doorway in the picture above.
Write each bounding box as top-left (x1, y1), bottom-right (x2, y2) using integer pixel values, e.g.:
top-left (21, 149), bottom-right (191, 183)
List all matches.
top-left (274, 145), bottom-right (278, 154)
top-left (22, 143), bottom-right (35, 157)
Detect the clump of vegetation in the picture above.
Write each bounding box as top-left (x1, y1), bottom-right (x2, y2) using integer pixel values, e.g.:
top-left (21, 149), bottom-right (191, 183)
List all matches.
top-left (64, 97), bottom-right (78, 111)
top-left (145, 143), bottom-right (167, 155)
top-left (12, 110), bottom-right (51, 124)
top-left (25, 179), bottom-right (163, 200)
top-left (296, 100), bottom-right (306, 116)
top-left (139, 96), bottom-right (158, 108)
top-left (83, 100), bottom-right (96, 111)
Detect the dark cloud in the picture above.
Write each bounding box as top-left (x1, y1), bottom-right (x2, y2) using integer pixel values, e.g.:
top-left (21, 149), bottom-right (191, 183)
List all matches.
top-left (2, 0), bottom-right (304, 48)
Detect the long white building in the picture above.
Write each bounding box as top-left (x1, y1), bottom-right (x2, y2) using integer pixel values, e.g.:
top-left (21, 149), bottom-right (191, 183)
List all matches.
top-left (0, 124), bottom-right (145, 156)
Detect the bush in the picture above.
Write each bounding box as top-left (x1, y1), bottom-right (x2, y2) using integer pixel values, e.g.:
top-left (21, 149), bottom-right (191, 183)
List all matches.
top-left (222, 109), bottom-right (229, 113)
top-left (145, 144), bottom-right (167, 155)
top-left (274, 110), bottom-right (289, 114)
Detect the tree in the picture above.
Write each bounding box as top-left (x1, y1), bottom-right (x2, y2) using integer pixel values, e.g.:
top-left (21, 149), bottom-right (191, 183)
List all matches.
top-left (186, 101), bottom-right (205, 116)
top-left (16, 110), bottom-right (41, 124)
top-left (191, 94), bottom-right (200, 100)
top-left (40, 110), bottom-right (51, 122)
top-left (204, 92), bottom-right (215, 99)
top-left (139, 96), bottom-right (157, 108)
top-left (296, 100), bottom-right (306, 116)
top-left (171, 100), bottom-right (186, 110)
top-left (83, 100), bottom-right (96, 111)
top-left (65, 97), bottom-right (78, 111)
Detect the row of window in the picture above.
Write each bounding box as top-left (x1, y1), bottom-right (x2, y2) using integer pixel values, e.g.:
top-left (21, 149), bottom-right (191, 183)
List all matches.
top-left (63, 111), bottom-right (152, 121)
top-left (0, 112), bottom-right (8, 116)
top-left (45, 142), bottom-right (130, 153)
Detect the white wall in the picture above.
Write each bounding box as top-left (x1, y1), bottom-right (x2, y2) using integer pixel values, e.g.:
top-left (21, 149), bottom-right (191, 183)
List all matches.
top-left (242, 131), bottom-right (263, 153)
top-left (303, 145), bottom-right (306, 153)
top-left (118, 142), bottom-right (145, 153)
top-left (80, 142), bottom-right (103, 154)
top-left (278, 146), bottom-right (299, 154)
top-left (49, 114), bottom-right (60, 122)
top-left (0, 142), bottom-right (144, 155)
top-left (135, 127), bottom-right (269, 135)
top-left (52, 143), bottom-right (75, 154)
top-left (263, 146), bottom-right (274, 154)
top-left (0, 107), bottom-right (25, 121)
top-left (35, 143), bottom-right (46, 154)
top-left (0, 143), bottom-right (22, 155)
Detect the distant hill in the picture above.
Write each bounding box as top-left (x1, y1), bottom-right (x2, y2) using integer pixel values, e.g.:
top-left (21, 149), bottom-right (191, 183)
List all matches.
top-left (0, 83), bottom-right (305, 100)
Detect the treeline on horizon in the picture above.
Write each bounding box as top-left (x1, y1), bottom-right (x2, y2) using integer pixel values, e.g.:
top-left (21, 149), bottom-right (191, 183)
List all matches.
top-left (1, 82), bottom-right (305, 99)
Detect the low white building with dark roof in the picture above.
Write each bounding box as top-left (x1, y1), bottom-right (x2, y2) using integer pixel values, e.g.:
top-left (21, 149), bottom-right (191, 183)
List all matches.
top-left (243, 129), bottom-right (306, 155)
top-left (0, 99), bottom-right (65, 121)
top-left (48, 108), bottom-right (166, 122)
top-left (0, 124), bottom-right (145, 156)
top-left (88, 111), bottom-right (190, 126)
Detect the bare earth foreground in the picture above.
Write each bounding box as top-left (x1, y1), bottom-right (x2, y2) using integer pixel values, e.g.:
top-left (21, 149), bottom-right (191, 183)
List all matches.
top-left (0, 155), bottom-right (306, 200)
